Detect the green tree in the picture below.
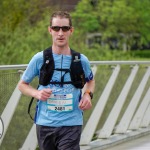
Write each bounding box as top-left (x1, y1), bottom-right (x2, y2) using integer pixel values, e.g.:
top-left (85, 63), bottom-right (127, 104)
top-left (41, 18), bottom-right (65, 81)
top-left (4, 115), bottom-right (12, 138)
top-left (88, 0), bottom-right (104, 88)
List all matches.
top-left (0, 0), bottom-right (53, 64)
top-left (131, 0), bottom-right (150, 45)
top-left (72, 0), bottom-right (150, 50)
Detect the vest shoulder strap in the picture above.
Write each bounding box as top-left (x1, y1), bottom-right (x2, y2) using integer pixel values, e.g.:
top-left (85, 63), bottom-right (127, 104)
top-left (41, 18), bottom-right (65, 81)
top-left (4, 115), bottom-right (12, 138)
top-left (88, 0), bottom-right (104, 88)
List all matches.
top-left (39, 47), bottom-right (54, 86)
top-left (70, 49), bottom-right (86, 88)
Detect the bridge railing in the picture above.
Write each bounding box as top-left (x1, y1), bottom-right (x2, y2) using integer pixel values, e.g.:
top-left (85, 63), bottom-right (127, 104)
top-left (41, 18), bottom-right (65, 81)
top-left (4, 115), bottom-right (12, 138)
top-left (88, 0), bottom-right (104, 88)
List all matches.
top-left (0, 61), bottom-right (150, 150)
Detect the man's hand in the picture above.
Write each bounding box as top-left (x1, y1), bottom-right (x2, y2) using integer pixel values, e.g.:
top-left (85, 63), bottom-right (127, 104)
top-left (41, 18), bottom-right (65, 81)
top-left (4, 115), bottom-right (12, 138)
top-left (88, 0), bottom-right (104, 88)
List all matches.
top-left (18, 80), bottom-right (52, 101)
top-left (36, 88), bottom-right (52, 101)
top-left (79, 93), bottom-right (92, 110)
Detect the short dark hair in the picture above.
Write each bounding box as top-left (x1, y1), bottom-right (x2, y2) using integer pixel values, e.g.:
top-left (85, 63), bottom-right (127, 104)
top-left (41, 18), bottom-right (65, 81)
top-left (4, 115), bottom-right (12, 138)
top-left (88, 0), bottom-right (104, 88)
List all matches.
top-left (50, 11), bottom-right (72, 27)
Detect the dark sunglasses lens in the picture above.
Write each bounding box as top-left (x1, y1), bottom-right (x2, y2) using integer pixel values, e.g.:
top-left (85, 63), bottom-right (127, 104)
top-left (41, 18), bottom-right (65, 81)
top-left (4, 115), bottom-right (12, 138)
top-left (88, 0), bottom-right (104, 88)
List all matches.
top-left (62, 26), bottom-right (70, 32)
top-left (51, 26), bottom-right (70, 32)
top-left (52, 26), bottom-right (60, 31)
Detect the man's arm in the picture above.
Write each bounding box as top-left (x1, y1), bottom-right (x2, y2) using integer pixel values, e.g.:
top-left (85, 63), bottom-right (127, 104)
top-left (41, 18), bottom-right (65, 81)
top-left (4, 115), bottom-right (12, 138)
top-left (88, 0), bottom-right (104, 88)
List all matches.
top-left (18, 80), bottom-right (52, 101)
top-left (79, 79), bottom-right (95, 110)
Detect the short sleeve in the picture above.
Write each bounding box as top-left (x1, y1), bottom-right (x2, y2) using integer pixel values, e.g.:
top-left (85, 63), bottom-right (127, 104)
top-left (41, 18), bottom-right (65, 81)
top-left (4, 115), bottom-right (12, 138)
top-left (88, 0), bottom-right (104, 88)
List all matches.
top-left (80, 54), bottom-right (93, 82)
top-left (21, 51), bottom-right (43, 83)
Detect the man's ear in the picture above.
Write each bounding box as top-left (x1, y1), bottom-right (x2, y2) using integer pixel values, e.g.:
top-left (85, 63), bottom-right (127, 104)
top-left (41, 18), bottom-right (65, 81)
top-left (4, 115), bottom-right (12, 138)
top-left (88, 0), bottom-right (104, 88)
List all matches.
top-left (70, 27), bottom-right (74, 35)
top-left (48, 26), bottom-right (52, 34)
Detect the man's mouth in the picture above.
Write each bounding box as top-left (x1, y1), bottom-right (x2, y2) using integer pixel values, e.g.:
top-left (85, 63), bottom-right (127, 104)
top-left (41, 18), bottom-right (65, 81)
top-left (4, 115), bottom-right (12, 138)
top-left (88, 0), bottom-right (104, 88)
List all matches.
top-left (58, 38), bottom-right (64, 41)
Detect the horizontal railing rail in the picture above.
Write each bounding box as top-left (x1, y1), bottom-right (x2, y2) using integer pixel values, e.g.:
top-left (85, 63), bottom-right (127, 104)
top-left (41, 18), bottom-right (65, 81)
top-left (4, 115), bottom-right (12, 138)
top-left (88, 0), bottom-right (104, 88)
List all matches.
top-left (0, 61), bottom-right (150, 70)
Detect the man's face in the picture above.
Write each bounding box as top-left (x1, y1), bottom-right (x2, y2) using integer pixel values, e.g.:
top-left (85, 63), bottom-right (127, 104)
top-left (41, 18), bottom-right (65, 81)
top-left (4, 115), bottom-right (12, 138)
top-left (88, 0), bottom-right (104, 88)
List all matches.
top-left (49, 17), bottom-right (73, 48)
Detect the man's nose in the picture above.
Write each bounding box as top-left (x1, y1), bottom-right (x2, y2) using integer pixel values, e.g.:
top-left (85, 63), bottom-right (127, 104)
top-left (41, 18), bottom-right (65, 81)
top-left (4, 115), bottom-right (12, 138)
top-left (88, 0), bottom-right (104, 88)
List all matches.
top-left (58, 29), bottom-right (64, 35)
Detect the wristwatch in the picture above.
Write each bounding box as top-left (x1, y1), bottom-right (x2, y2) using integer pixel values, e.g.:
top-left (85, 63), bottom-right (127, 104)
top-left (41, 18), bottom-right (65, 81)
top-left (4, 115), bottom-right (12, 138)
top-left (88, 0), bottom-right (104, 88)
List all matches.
top-left (84, 90), bottom-right (93, 99)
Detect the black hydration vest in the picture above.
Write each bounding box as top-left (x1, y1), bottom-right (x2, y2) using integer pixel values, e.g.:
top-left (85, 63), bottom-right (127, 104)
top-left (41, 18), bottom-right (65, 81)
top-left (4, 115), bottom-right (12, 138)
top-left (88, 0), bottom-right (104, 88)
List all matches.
top-left (39, 47), bottom-right (86, 88)
top-left (28, 47), bottom-right (86, 120)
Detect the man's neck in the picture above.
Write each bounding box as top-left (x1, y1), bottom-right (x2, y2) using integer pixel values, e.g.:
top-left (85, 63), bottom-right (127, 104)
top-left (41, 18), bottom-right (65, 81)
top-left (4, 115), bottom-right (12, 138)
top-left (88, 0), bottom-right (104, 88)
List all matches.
top-left (52, 45), bottom-right (71, 55)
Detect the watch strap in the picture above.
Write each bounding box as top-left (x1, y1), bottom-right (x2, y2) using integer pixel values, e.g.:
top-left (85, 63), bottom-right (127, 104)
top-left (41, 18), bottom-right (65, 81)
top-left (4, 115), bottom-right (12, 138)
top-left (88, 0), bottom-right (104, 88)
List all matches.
top-left (84, 90), bottom-right (93, 99)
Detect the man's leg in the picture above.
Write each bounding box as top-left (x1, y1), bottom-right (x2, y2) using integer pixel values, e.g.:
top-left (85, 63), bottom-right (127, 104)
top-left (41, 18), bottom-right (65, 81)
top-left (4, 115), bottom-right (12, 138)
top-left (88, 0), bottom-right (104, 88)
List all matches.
top-left (36, 125), bottom-right (82, 150)
top-left (57, 126), bottom-right (82, 150)
top-left (36, 124), bottom-right (56, 150)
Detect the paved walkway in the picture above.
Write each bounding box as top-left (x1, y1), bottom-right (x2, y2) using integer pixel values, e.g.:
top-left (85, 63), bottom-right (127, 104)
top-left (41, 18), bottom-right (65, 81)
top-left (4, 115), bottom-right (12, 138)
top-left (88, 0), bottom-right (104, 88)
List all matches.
top-left (104, 134), bottom-right (150, 150)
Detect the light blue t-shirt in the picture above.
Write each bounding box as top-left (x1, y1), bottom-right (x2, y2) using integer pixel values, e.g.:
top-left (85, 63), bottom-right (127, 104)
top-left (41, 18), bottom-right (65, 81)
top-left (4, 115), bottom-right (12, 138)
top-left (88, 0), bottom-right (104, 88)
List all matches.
top-left (22, 50), bottom-right (93, 127)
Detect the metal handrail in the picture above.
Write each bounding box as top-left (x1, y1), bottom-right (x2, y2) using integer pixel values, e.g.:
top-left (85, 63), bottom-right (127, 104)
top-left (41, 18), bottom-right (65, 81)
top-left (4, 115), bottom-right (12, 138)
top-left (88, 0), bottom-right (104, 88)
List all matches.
top-left (0, 64), bottom-right (27, 70)
top-left (0, 61), bottom-right (150, 70)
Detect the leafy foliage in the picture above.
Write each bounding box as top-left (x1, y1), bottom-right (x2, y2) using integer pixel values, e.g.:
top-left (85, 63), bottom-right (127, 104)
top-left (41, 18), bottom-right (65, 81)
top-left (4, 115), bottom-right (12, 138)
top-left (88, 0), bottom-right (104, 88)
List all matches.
top-left (0, 0), bottom-right (150, 64)
top-left (72, 0), bottom-right (150, 50)
top-left (0, 0), bottom-right (54, 64)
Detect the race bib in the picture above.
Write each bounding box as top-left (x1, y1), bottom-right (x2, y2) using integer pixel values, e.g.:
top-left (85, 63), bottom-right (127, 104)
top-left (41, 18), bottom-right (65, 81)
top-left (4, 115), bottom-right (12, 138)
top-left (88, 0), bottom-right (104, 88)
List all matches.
top-left (47, 94), bottom-right (73, 112)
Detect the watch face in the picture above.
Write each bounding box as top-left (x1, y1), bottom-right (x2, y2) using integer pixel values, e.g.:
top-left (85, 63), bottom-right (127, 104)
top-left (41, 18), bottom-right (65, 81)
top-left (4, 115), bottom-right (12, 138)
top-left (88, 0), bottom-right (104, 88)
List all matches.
top-left (89, 92), bottom-right (93, 99)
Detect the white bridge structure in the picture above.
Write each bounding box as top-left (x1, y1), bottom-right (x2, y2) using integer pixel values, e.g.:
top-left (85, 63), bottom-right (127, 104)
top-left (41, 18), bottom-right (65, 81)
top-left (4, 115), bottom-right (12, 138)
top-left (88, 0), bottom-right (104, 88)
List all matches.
top-left (0, 61), bottom-right (150, 150)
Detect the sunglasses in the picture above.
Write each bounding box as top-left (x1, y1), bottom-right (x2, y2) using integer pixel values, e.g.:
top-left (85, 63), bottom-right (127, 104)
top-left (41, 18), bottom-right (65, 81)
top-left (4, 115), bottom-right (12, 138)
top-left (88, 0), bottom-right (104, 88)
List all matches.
top-left (51, 26), bottom-right (71, 32)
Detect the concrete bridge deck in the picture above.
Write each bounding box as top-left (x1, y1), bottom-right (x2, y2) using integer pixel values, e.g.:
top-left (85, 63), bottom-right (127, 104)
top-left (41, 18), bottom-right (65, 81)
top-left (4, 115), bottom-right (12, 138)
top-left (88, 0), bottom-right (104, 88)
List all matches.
top-left (104, 133), bottom-right (150, 150)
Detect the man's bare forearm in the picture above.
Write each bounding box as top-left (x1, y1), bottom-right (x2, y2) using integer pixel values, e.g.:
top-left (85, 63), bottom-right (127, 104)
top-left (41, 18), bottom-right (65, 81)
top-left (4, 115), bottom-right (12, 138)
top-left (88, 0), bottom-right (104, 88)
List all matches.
top-left (18, 80), bottom-right (38, 98)
top-left (18, 80), bottom-right (52, 101)
top-left (84, 79), bottom-right (95, 93)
